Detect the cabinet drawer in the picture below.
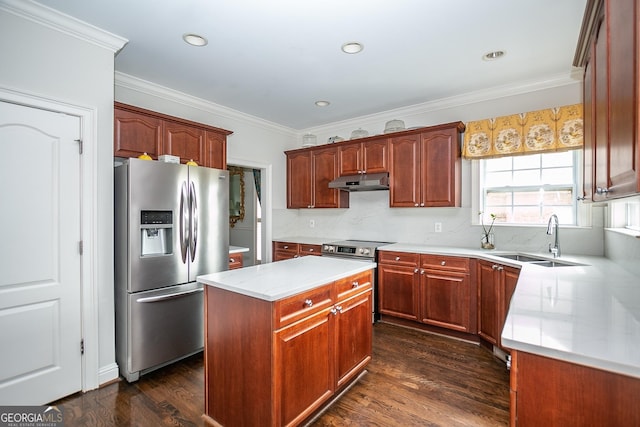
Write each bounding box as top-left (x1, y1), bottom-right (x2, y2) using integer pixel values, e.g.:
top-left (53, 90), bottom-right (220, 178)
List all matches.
top-left (335, 271), bottom-right (373, 300)
top-left (421, 255), bottom-right (469, 273)
top-left (300, 244), bottom-right (322, 256)
top-left (275, 285), bottom-right (333, 329)
top-left (274, 241), bottom-right (299, 252)
top-left (378, 251), bottom-right (419, 267)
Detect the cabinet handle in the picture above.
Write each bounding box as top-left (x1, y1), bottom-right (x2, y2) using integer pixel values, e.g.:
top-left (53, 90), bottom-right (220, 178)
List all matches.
top-left (441, 261), bottom-right (446, 266)
top-left (304, 299), bottom-right (313, 307)
top-left (596, 187), bottom-right (610, 195)
top-left (352, 281), bottom-right (359, 288)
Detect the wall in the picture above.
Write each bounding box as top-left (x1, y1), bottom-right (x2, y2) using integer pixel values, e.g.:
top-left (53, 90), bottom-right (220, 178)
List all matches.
top-left (0, 1), bottom-right (125, 387)
top-left (273, 77), bottom-right (607, 257)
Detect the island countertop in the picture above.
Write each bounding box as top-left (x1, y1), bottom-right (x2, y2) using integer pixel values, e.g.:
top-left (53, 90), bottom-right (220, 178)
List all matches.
top-left (197, 256), bottom-right (376, 301)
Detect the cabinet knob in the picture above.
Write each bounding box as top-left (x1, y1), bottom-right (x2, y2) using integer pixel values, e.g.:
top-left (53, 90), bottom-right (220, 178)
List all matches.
top-left (395, 256), bottom-right (400, 261)
top-left (352, 281), bottom-right (359, 288)
top-left (308, 248), bottom-right (314, 252)
top-left (330, 307), bottom-right (338, 315)
top-left (283, 245), bottom-right (289, 249)
top-left (420, 203), bottom-right (425, 207)
top-left (492, 264), bottom-right (498, 270)
top-left (304, 299), bottom-right (313, 307)
top-left (441, 261), bottom-right (446, 266)
top-left (497, 266), bottom-right (504, 271)
top-left (414, 203), bottom-right (419, 207)
top-left (335, 305), bottom-right (343, 314)
top-left (293, 254), bottom-right (299, 258)
top-left (229, 258), bottom-right (235, 262)
top-left (414, 268), bottom-right (419, 273)
top-left (596, 187), bottom-right (610, 195)
top-left (420, 269), bottom-right (425, 275)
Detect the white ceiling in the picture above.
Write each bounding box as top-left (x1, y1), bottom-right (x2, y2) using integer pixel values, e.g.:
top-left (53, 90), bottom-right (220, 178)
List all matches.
top-left (41, 0), bottom-right (587, 130)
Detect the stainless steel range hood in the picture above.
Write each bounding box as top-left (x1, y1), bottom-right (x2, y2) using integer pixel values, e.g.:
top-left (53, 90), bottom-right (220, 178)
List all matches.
top-left (328, 172), bottom-right (389, 191)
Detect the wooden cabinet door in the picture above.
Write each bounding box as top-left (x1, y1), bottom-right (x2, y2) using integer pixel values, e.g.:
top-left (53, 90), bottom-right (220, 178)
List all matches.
top-left (606, 0), bottom-right (638, 197)
top-left (335, 290), bottom-right (372, 389)
top-left (163, 121), bottom-right (205, 165)
top-left (337, 142), bottom-right (363, 176)
top-left (419, 269), bottom-right (471, 332)
top-left (593, 7), bottom-right (609, 200)
top-left (500, 266), bottom-right (520, 348)
top-left (312, 147), bottom-right (347, 208)
top-left (420, 128), bottom-right (460, 207)
top-left (389, 134), bottom-right (421, 207)
top-left (287, 151), bottom-right (313, 208)
top-left (477, 261), bottom-right (500, 345)
top-left (114, 107), bottom-right (162, 159)
top-left (582, 41), bottom-right (596, 201)
top-left (274, 309), bottom-right (334, 427)
top-left (205, 130), bottom-right (226, 169)
top-left (378, 263), bottom-right (419, 320)
top-left (362, 138), bottom-right (389, 173)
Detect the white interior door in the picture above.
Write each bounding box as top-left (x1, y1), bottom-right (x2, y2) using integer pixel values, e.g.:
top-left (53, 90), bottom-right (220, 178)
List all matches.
top-left (0, 101), bottom-right (82, 404)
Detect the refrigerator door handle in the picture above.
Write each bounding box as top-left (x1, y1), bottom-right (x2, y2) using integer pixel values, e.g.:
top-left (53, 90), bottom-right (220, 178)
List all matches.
top-left (179, 181), bottom-right (189, 263)
top-left (135, 287), bottom-right (203, 303)
top-left (189, 181), bottom-right (198, 261)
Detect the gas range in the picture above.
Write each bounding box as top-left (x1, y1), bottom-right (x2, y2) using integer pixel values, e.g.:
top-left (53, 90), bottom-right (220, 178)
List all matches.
top-left (321, 240), bottom-right (392, 260)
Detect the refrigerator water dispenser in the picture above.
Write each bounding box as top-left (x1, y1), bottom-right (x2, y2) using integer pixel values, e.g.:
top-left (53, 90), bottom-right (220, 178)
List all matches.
top-left (140, 210), bottom-right (173, 256)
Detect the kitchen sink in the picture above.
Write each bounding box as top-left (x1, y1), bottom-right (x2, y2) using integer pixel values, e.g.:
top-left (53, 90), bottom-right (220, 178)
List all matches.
top-left (495, 253), bottom-right (549, 262)
top-left (494, 253), bottom-right (585, 267)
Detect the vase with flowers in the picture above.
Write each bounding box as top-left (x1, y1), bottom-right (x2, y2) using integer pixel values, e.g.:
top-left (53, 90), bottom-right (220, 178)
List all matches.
top-left (480, 212), bottom-right (496, 249)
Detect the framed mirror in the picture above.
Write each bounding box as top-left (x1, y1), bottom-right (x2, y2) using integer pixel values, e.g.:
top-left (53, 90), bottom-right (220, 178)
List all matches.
top-left (228, 166), bottom-right (245, 227)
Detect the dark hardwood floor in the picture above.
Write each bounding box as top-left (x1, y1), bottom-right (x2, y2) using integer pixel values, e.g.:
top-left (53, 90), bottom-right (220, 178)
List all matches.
top-left (53, 322), bottom-right (509, 426)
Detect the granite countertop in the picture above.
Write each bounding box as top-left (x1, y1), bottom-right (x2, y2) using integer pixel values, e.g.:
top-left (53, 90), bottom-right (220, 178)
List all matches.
top-left (379, 243), bottom-right (640, 379)
top-left (197, 256), bottom-right (375, 302)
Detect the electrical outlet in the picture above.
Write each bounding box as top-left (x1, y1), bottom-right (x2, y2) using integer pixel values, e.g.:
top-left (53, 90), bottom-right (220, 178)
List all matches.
top-left (434, 222), bottom-right (442, 233)
top-left (309, 219), bottom-right (315, 228)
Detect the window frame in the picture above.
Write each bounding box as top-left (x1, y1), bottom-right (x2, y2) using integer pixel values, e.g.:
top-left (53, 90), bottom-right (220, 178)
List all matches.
top-left (472, 150), bottom-right (589, 227)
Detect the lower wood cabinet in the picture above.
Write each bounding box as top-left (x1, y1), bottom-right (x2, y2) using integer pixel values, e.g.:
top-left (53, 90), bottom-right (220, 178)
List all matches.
top-left (510, 350), bottom-right (640, 426)
top-left (378, 251), bottom-right (476, 333)
top-left (228, 255), bottom-right (243, 270)
top-left (273, 241), bottom-right (322, 261)
top-left (203, 271), bottom-right (373, 427)
top-left (419, 255), bottom-right (475, 333)
top-left (477, 260), bottom-right (520, 349)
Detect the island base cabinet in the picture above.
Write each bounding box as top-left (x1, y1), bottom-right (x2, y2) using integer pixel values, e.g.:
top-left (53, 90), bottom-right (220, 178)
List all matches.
top-left (275, 309), bottom-right (334, 427)
top-left (203, 271), bottom-right (373, 427)
top-left (510, 351), bottom-right (640, 426)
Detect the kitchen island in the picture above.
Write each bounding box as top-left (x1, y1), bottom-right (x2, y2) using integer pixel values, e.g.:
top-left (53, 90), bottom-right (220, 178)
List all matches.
top-left (197, 256), bottom-right (375, 427)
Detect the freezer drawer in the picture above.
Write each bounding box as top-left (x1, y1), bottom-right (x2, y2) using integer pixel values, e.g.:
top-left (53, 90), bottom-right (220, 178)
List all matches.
top-left (124, 282), bottom-right (204, 381)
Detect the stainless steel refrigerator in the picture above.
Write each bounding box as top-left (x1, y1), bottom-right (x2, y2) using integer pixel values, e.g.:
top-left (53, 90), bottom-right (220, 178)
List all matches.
top-left (114, 158), bottom-right (228, 382)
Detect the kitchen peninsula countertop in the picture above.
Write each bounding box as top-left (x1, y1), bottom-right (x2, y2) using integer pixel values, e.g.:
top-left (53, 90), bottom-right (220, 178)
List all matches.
top-left (379, 243), bottom-right (640, 379)
top-left (197, 256), bottom-right (375, 301)
top-left (229, 245), bottom-right (249, 254)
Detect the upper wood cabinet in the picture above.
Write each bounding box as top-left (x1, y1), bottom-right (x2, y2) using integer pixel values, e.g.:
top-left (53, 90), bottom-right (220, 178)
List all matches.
top-left (286, 146), bottom-right (349, 209)
top-left (576, 0), bottom-right (639, 201)
top-left (114, 102), bottom-right (232, 169)
top-left (389, 122), bottom-right (464, 207)
top-left (337, 137), bottom-right (388, 176)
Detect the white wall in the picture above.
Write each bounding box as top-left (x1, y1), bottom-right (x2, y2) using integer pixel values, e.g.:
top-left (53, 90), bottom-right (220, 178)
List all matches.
top-left (0, 1), bottom-right (125, 386)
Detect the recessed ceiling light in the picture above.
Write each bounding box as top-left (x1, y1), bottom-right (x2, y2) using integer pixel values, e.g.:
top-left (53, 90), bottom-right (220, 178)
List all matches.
top-left (483, 50), bottom-right (505, 61)
top-left (183, 33), bottom-right (208, 47)
top-left (315, 100), bottom-right (330, 107)
top-left (341, 42), bottom-right (364, 54)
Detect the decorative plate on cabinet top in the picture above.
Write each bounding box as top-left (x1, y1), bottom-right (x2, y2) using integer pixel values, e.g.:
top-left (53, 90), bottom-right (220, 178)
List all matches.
top-left (350, 128), bottom-right (369, 139)
top-left (327, 136), bottom-right (345, 144)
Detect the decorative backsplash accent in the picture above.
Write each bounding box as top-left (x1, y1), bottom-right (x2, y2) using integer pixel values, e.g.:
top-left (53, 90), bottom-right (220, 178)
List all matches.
top-left (463, 104), bottom-right (583, 159)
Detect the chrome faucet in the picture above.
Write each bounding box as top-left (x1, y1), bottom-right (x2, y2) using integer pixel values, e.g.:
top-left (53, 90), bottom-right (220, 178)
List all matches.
top-left (546, 214), bottom-right (560, 258)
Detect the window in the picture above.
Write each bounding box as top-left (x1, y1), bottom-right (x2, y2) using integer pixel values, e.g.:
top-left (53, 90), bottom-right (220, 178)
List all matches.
top-left (479, 151), bottom-right (579, 225)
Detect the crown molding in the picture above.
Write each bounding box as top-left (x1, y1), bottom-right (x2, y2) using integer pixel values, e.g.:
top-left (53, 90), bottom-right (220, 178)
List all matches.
top-left (114, 72), bottom-right (296, 136)
top-left (0, 0), bottom-right (127, 53)
top-left (304, 70), bottom-right (583, 134)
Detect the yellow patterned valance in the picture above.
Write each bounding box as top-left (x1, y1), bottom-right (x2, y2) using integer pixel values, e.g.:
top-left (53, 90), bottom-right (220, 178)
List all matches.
top-left (463, 104), bottom-right (583, 159)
